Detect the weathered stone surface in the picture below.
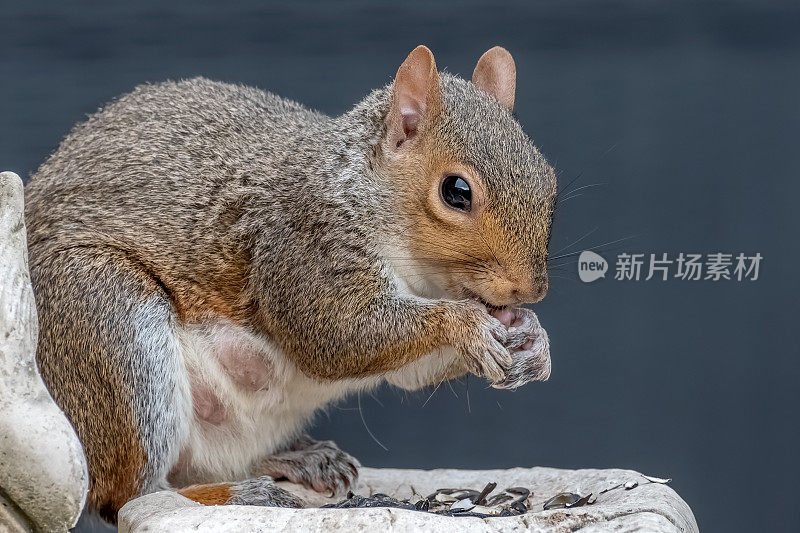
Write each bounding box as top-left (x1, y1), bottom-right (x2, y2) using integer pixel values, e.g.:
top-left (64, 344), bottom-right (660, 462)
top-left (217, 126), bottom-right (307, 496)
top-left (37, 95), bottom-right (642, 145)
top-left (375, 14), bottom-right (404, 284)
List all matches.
top-left (0, 489), bottom-right (34, 533)
top-left (0, 171), bottom-right (89, 532)
top-left (120, 467), bottom-right (698, 532)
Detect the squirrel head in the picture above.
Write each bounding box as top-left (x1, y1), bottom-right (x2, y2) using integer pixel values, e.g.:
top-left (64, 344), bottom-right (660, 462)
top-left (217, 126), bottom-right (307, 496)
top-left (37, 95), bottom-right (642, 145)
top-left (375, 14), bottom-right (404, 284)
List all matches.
top-left (376, 46), bottom-right (557, 308)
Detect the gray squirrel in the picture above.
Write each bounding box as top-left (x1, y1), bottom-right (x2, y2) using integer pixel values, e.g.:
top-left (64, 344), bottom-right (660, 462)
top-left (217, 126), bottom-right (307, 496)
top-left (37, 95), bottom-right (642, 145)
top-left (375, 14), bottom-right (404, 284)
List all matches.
top-left (24, 45), bottom-right (556, 521)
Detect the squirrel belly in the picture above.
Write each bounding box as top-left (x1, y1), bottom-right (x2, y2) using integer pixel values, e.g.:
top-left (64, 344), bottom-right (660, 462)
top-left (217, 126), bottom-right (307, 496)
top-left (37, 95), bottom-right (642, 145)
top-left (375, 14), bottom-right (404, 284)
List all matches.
top-left (170, 319), bottom-right (462, 486)
top-left (169, 320), bottom-right (383, 487)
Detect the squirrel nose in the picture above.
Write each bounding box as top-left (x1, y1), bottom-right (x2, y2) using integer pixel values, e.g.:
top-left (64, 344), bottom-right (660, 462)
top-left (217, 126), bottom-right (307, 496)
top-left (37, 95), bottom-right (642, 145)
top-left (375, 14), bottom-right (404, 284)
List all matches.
top-left (510, 275), bottom-right (548, 304)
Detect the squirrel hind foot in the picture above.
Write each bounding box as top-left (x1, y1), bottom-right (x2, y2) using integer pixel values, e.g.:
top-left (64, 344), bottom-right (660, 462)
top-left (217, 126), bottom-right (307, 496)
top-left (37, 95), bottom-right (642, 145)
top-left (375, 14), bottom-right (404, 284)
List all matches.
top-left (256, 437), bottom-right (360, 497)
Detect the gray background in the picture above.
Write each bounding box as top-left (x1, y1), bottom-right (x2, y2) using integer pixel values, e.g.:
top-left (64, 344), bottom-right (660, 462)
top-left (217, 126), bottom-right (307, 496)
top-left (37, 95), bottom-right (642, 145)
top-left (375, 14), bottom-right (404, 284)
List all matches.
top-left (2, 1), bottom-right (798, 531)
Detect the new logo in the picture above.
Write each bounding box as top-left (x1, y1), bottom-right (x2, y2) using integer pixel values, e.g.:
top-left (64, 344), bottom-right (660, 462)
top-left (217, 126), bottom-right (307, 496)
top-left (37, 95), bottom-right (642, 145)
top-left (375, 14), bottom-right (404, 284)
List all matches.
top-left (578, 251), bottom-right (608, 283)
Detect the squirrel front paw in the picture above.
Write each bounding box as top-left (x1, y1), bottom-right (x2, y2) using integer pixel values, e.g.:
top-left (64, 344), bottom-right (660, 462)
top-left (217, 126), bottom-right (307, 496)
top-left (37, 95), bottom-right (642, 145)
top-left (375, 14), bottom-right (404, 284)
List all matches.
top-left (452, 303), bottom-right (513, 384)
top-left (489, 307), bottom-right (551, 390)
top-left (255, 436), bottom-right (359, 497)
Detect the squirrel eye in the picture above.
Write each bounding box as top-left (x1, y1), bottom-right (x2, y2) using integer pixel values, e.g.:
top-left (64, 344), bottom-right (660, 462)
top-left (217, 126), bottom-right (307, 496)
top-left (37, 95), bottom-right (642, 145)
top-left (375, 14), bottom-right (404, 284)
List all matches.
top-left (441, 175), bottom-right (472, 212)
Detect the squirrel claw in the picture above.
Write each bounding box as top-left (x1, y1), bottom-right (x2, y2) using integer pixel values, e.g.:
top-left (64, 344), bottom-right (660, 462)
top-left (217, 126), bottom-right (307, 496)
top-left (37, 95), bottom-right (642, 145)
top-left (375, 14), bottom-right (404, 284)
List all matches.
top-left (256, 437), bottom-right (360, 497)
top-left (490, 307), bottom-right (551, 389)
top-left (499, 332), bottom-right (551, 389)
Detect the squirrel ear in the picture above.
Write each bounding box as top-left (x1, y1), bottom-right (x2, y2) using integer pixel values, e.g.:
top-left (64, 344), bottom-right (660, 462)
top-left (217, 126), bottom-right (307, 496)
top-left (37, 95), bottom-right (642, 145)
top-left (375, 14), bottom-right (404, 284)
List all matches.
top-left (472, 46), bottom-right (516, 111)
top-left (387, 45), bottom-right (441, 149)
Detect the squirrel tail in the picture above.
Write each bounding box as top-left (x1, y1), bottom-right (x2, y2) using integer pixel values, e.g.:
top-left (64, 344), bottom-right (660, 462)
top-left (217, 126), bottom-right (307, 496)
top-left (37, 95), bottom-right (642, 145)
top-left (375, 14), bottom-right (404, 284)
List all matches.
top-left (178, 476), bottom-right (304, 507)
top-left (178, 482), bottom-right (234, 505)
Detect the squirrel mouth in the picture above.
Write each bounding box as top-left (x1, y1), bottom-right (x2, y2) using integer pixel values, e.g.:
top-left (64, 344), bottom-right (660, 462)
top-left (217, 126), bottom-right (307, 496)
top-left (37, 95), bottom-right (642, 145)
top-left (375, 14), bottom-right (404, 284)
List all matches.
top-left (463, 288), bottom-right (507, 311)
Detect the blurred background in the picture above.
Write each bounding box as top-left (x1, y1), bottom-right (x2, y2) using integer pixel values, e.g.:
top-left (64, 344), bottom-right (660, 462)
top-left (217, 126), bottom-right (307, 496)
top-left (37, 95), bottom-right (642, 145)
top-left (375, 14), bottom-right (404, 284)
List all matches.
top-left (2, 1), bottom-right (798, 531)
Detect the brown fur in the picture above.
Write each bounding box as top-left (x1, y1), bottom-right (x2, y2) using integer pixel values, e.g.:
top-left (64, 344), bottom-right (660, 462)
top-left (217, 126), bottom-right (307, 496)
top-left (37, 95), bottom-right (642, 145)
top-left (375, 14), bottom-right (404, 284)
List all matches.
top-left (178, 483), bottom-right (233, 506)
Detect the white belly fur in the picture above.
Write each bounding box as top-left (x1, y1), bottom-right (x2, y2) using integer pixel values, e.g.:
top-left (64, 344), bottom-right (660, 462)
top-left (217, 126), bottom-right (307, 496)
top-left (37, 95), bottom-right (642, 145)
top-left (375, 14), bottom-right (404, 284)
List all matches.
top-left (171, 321), bottom-right (379, 484)
top-left (170, 320), bottom-right (460, 486)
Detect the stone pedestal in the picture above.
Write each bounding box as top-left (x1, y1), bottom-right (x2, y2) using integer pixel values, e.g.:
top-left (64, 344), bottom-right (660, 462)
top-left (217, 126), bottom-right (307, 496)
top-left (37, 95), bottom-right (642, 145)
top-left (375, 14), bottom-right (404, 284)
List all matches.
top-left (0, 171), bottom-right (89, 532)
top-left (120, 466), bottom-right (698, 532)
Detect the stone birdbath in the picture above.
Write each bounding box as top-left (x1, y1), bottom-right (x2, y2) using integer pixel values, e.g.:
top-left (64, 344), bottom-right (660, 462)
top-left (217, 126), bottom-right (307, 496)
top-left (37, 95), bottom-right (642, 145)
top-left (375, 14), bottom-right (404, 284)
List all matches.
top-left (120, 467), bottom-right (697, 532)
